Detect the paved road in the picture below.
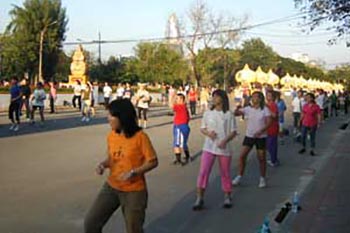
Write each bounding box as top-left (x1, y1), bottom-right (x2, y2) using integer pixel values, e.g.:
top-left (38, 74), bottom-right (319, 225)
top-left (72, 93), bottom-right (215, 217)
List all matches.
top-left (0, 105), bottom-right (349, 233)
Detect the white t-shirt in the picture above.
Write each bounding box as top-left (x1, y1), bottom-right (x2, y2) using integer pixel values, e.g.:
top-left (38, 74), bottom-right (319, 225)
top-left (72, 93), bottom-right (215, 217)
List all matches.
top-left (243, 106), bottom-right (271, 138)
top-left (103, 86), bottom-right (113, 98)
top-left (201, 110), bottom-right (237, 156)
top-left (74, 85), bottom-right (82, 96)
top-left (292, 97), bottom-right (304, 113)
top-left (32, 89), bottom-right (46, 106)
top-left (116, 87), bottom-right (125, 97)
top-left (136, 89), bottom-right (150, 109)
top-left (316, 94), bottom-right (325, 110)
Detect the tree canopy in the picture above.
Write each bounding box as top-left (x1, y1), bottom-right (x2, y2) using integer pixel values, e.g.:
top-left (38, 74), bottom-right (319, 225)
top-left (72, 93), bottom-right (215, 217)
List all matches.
top-left (1, 0), bottom-right (68, 83)
top-left (295, 0), bottom-right (350, 46)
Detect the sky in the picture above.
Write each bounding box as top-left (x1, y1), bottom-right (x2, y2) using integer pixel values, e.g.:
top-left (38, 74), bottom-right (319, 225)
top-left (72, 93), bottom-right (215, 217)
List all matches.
top-left (1, 0), bottom-right (349, 69)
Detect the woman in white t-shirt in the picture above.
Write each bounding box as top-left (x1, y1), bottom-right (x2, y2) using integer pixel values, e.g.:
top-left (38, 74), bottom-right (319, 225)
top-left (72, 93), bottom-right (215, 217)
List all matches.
top-left (231, 91), bottom-right (272, 188)
top-left (135, 84), bottom-right (151, 129)
top-left (30, 82), bottom-right (47, 124)
top-left (193, 90), bottom-right (238, 211)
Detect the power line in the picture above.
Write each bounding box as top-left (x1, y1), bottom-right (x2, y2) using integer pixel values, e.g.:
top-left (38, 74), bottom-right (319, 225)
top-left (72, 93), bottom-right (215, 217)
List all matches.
top-left (63, 12), bottom-right (309, 46)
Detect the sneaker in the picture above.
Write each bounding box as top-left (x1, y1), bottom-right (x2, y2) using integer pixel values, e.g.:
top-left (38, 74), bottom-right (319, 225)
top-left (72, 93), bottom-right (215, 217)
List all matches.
top-left (85, 117), bottom-right (90, 122)
top-left (192, 198), bottom-right (204, 211)
top-left (9, 124), bottom-right (15, 130)
top-left (172, 158), bottom-right (180, 165)
top-left (258, 177), bottom-right (267, 188)
top-left (232, 175), bottom-right (242, 186)
top-left (267, 160), bottom-right (276, 167)
top-left (13, 124), bottom-right (19, 132)
top-left (310, 150), bottom-right (316, 156)
top-left (223, 196), bottom-right (233, 209)
top-left (298, 148), bottom-right (306, 154)
top-left (81, 116), bottom-right (86, 122)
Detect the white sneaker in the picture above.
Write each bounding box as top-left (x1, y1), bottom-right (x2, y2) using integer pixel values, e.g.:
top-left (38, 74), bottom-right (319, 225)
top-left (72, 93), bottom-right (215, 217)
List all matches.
top-left (81, 116), bottom-right (86, 122)
top-left (232, 175), bottom-right (242, 186)
top-left (9, 124), bottom-right (15, 130)
top-left (13, 124), bottom-right (19, 132)
top-left (85, 117), bottom-right (90, 122)
top-left (258, 177), bottom-right (267, 188)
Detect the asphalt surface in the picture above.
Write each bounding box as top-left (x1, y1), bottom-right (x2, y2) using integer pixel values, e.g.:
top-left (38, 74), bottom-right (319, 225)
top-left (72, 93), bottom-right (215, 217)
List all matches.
top-left (0, 104), bottom-right (349, 233)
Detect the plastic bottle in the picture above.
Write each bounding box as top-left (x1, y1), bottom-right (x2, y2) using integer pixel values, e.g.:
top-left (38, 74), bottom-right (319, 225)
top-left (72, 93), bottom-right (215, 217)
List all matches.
top-left (259, 217), bottom-right (271, 233)
top-left (292, 192), bottom-right (299, 213)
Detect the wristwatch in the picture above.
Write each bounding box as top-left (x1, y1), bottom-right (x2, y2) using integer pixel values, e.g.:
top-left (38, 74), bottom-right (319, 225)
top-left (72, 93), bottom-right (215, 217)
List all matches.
top-left (130, 169), bottom-right (137, 177)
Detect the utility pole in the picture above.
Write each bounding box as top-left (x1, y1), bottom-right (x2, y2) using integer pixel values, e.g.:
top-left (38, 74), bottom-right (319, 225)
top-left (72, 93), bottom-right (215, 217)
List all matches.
top-left (98, 31), bottom-right (101, 64)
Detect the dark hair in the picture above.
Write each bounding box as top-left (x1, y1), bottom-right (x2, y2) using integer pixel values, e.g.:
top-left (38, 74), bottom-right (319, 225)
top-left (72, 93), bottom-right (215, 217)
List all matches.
top-left (306, 92), bottom-right (316, 103)
top-left (107, 99), bottom-right (141, 138)
top-left (252, 91), bottom-right (265, 110)
top-left (37, 82), bottom-right (44, 88)
top-left (266, 90), bottom-right (276, 101)
top-left (177, 93), bottom-right (186, 101)
top-left (211, 89), bottom-right (230, 113)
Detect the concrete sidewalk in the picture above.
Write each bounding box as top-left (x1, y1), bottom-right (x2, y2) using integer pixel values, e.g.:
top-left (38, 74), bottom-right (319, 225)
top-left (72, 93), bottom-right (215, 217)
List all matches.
top-left (284, 116), bottom-right (350, 233)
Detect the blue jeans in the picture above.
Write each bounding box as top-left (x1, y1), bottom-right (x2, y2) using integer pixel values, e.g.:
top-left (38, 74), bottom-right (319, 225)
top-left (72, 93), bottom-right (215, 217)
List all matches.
top-left (267, 135), bottom-right (278, 164)
top-left (301, 125), bottom-right (317, 149)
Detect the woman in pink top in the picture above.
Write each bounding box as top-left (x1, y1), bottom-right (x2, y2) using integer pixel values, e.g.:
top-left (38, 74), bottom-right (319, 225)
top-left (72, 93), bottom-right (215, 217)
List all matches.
top-left (299, 93), bottom-right (321, 156)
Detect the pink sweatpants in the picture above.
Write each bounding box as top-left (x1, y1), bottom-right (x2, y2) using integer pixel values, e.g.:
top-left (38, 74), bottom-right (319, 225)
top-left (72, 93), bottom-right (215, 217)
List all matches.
top-left (197, 150), bottom-right (232, 193)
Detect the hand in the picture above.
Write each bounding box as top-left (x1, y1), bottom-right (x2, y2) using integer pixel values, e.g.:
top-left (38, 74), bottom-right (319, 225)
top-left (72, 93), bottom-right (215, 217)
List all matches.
top-left (207, 131), bottom-right (217, 141)
top-left (254, 130), bottom-right (263, 138)
top-left (118, 170), bottom-right (135, 181)
top-left (96, 163), bottom-right (105, 175)
top-left (217, 140), bottom-right (227, 149)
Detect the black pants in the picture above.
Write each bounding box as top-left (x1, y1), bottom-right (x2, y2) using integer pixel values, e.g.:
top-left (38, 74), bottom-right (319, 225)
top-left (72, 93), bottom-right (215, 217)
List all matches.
top-left (50, 96), bottom-right (56, 113)
top-left (292, 112), bottom-right (301, 129)
top-left (138, 107), bottom-right (148, 120)
top-left (72, 95), bottom-right (82, 109)
top-left (9, 101), bottom-right (21, 124)
top-left (104, 97), bottom-right (110, 108)
top-left (21, 98), bottom-right (31, 118)
top-left (330, 104), bottom-right (338, 116)
top-left (189, 101), bottom-right (196, 115)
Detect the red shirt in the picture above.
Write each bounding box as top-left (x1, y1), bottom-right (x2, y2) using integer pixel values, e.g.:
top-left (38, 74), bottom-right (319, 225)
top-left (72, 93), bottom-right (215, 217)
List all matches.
top-left (266, 101), bottom-right (279, 136)
top-left (188, 90), bottom-right (197, 102)
top-left (302, 103), bottom-right (321, 127)
top-left (173, 104), bottom-right (189, 125)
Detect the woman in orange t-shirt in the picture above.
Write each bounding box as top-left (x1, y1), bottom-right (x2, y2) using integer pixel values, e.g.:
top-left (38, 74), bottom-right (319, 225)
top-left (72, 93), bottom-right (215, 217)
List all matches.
top-left (84, 99), bottom-right (158, 233)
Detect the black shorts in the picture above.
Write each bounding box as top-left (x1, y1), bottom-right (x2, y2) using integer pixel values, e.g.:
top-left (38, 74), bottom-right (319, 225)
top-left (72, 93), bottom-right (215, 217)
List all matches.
top-left (32, 105), bottom-right (44, 111)
top-left (242, 136), bottom-right (266, 150)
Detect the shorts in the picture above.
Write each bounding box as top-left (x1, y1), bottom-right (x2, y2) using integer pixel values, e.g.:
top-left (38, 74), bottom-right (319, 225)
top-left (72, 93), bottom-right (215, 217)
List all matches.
top-left (173, 124), bottom-right (190, 150)
top-left (242, 136), bottom-right (266, 150)
top-left (32, 105), bottom-right (44, 111)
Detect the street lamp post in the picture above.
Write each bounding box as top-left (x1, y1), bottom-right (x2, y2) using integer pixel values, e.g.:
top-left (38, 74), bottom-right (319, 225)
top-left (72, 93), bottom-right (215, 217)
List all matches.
top-left (38, 20), bottom-right (57, 84)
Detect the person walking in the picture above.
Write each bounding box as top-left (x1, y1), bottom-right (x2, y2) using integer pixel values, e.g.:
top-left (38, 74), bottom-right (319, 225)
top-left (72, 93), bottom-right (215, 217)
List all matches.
top-left (135, 84), bottom-right (151, 129)
top-left (330, 90), bottom-right (338, 117)
top-left (170, 93), bottom-right (191, 165)
top-left (84, 99), bottom-right (158, 233)
top-left (291, 90), bottom-right (304, 135)
top-left (231, 91), bottom-right (272, 188)
top-left (103, 82), bottom-right (113, 108)
top-left (199, 86), bottom-right (210, 113)
top-left (266, 91), bottom-right (280, 167)
top-left (49, 81), bottom-right (58, 113)
top-left (188, 86), bottom-right (197, 116)
top-left (8, 77), bottom-right (22, 131)
top-left (276, 92), bottom-right (287, 145)
top-left (81, 83), bottom-right (93, 122)
top-left (123, 82), bottom-right (133, 100)
top-left (20, 78), bottom-right (32, 120)
top-left (30, 82), bottom-right (46, 124)
top-left (298, 93), bottom-right (322, 156)
top-left (72, 80), bottom-right (82, 110)
top-left (193, 90), bottom-right (237, 210)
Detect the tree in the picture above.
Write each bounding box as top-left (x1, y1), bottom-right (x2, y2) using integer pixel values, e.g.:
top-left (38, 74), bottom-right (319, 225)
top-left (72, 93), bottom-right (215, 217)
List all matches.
top-left (3, 0), bottom-right (68, 83)
top-left (196, 47), bottom-right (240, 87)
top-left (239, 38), bottom-right (280, 70)
top-left (294, 0), bottom-right (350, 46)
top-left (327, 65), bottom-right (350, 87)
top-left (127, 42), bottom-right (189, 84)
top-left (180, 0), bottom-right (248, 85)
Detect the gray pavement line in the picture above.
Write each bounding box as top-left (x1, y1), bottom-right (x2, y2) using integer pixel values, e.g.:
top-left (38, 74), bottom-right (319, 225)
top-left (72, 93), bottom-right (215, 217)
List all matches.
top-left (268, 128), bottom-right (344, 233)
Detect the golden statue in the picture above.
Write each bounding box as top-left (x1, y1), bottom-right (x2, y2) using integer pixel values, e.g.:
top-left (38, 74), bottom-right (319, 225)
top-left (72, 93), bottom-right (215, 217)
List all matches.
top-left (69, 44), bottom-right (88, 84)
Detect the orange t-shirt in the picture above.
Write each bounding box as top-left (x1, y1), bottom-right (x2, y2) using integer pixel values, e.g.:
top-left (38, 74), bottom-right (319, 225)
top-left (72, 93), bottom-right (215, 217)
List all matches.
top-left (107, 130), bottom-right (157, 192)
